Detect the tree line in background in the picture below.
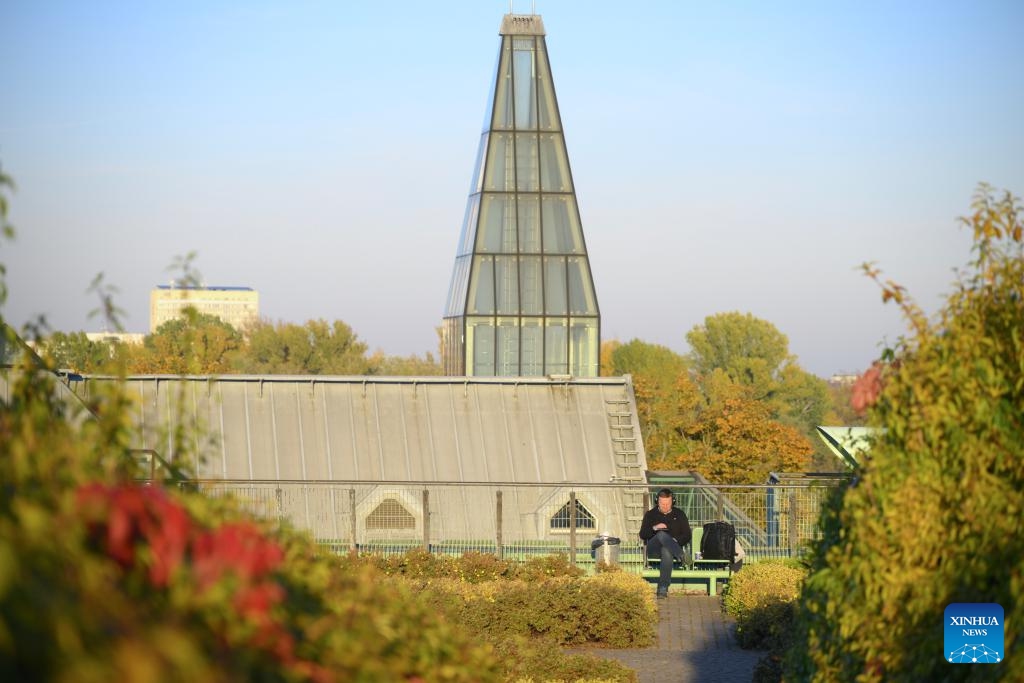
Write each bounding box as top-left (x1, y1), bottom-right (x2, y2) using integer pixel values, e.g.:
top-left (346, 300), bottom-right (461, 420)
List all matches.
top-left (40, 307), bottom-right (861, 484)
top-left (41, 314), bottom-right (445, 378)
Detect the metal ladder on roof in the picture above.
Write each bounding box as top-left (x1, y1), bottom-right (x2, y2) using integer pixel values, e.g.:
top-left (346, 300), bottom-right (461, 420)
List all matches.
top-left (605, 396), bottom-right (648, 536)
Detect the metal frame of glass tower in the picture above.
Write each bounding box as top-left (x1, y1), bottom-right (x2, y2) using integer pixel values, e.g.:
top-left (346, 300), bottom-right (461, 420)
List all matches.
top-left (443, 14), bottom-right (600, 377)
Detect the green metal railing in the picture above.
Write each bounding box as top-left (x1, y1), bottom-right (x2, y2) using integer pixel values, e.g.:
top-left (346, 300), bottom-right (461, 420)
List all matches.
top-left (185, 479), bottom-right (843, 571)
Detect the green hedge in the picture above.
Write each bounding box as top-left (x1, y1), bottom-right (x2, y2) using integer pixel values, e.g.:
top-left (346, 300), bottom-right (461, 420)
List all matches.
top-left (721, 560), bottom-right (807, 682)
top-left (785, 187), bottom-right (1024, 681)
top-left (723, 560), bottom-right (806, 652)
top-left (359, 551), bottom-right (655, 681)
top-left (353, 547), bottom-right (585, 583)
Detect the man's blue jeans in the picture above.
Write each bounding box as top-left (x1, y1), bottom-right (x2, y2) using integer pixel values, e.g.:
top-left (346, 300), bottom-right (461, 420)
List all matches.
top-left (647, 530), bottom-right (685, 594)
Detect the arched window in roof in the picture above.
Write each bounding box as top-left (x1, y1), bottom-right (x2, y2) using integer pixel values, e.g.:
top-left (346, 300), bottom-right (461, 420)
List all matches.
top-left (366, 498), bottom-right (416, 530)
top-left (550, 498), bottom-right (595, 530)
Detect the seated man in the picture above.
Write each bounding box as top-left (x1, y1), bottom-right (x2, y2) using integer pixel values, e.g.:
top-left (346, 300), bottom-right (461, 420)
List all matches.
top-left (639, 488), bottom-right (692, 599)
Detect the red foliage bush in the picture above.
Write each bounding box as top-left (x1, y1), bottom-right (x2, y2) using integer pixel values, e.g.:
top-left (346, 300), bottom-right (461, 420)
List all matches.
top-left (77, 483), bottom-right (191, 587)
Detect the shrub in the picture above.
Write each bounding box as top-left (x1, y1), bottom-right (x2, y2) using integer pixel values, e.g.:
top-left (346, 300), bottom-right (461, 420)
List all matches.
top-left (751, 654), bottom-right (784, 683)
top-left (364, 549), bottom-right (584, 583)
top-left (493, 635), bottom-right (637, 683)
top-left (722, 560), bottom-right (806, 651)
top-left (786, 186), bottom-right (1024, 681)
top-left (456, 550), bottom-right (516, 582)
top-left (512, 553), bottom-right (585, 582)
top-left (576, 571), bottom-right (657, 648)
top-left (373, 546), bottom-right (461, 578)
top-left (396, 564), bottom-right (653, 681)
top-left (594, 560), bottom-right (622, 574)
top-left (418, 571), bottom-right (655, 649)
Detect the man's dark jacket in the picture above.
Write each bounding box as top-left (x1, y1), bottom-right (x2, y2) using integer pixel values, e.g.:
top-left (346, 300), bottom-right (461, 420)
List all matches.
top-left (639, 506), bottom-right (692, 547)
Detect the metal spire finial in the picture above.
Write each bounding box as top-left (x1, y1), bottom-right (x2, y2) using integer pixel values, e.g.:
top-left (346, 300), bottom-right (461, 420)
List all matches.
top-left (509, 1), bottom-right (538, 14)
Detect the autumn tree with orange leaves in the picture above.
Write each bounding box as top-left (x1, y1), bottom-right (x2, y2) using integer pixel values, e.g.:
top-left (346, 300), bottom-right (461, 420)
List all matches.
top-left (680, 396), bottom-right (814, 484)
top-left (605, 340), bottom-right (701, 461)
top-left (606, 335), bottom-right (819, 482)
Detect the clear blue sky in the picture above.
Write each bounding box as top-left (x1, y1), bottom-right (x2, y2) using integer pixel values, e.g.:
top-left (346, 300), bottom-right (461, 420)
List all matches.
top-left (2, 1), bottom-right (1022, 377)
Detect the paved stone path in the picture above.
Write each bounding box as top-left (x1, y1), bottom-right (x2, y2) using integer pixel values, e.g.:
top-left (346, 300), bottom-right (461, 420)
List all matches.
top-left (577, 594), bottom-right (766, 683)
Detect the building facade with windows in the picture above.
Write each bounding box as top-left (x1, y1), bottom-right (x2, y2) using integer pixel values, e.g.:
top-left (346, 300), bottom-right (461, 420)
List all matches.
top-left (150, 285), bottom-right (259, 333)
top-left (443, 13), bottom-right (600, 377)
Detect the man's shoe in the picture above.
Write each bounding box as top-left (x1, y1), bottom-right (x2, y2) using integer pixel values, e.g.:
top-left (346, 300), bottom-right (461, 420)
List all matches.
top-left (656, 591), bottom-right (668, 599)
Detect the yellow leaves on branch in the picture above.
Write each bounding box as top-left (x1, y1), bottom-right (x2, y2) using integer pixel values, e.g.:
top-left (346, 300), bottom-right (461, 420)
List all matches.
top-left (861, 262), bottom-right (928, 335)
top-left (880, 280), bottom-right (906, 305)
top-left (962, 183), bottom-right (1024, 244)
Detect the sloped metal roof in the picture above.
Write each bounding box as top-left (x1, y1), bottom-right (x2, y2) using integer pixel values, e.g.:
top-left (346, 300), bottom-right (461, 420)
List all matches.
top-left (2, 321), bottom-right (93, 426)
top-left (72, 374), bottom-right (648, 485)
top-left (815, 425), bottom-right (878, 468)
top-left (1, 368), bottom-right (91, 423)
top-left (71, 374), bottom-right (649, 542)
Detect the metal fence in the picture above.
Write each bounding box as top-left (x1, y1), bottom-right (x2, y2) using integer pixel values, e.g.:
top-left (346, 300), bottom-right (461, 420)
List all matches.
top-left (189, 479), bottom-right (843, 572)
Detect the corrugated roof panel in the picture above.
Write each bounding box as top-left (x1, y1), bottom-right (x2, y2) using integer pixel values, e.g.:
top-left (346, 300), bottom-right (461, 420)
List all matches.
top-left (528, 388), bottom-right (569, 481)
top-left (450, 385), bottom-right (484, 480)
top-left (504, 390), bottom-right (541, 480)
top-left (557, 391), bottom-right (590, 482)
top-left (266, 383), bottom-right (292, 479)
top-left (246, 383), bottom-right (277, 480)
top-left (73, 375), bottom-right (648, 489)
top-left (340, 383), bottom-right (367, 479)
top-left (319, 383), bottom-right (350, 479)
top-left (218, 383), bottom-right (253, 478)
top-left (377, 384), bottom-right (412, 480)
top-left (304, 385), bottom-right (333, 480)
top-left (356, 387), bottom-right (379, 477)
top-left (582, 402), bottom-right (615, 478)
top-left (404, 387), bottom-right (437, 480)
top-left (479, 386), bottom-right (516, 481)
top-left (471, 385), bottom-right (505, 480)
top-left (424, 384), bottom-right (458, 479)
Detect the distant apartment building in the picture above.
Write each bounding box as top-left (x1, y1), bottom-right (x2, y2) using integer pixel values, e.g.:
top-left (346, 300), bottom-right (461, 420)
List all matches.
top-left (150, 285), bottom-right (259, 333)
top-left (86, 332), bottom-right (145, 345)
top-left (828, 373), bottom-right (860, 387)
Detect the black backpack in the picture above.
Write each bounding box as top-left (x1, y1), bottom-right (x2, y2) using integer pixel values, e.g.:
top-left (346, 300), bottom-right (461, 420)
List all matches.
top-left (701, 521), bottom-right (736, 561)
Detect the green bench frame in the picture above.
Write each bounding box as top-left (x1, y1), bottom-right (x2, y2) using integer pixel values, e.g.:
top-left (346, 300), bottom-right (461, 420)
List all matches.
top-left (638, 527), bottom-right (732, 596)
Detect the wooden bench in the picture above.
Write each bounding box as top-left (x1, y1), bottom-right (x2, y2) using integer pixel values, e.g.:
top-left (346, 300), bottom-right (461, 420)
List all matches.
top-left (639, 527), bottom-right (733, 596)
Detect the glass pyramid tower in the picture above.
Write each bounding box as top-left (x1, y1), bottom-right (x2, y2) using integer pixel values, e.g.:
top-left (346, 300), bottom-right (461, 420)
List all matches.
top-left (442, 14), bottom-right (600, 377)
